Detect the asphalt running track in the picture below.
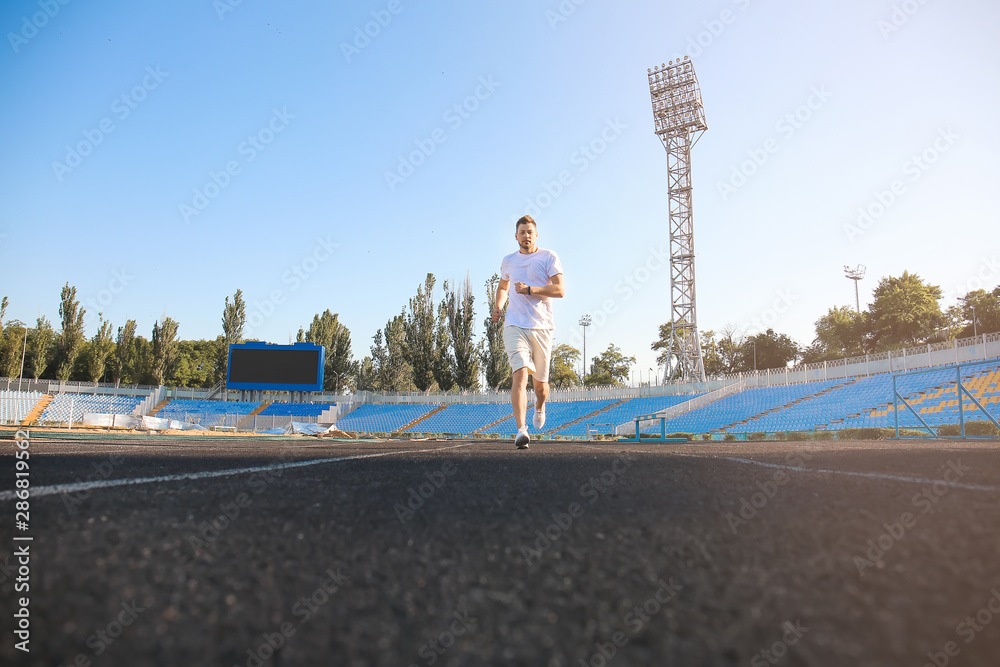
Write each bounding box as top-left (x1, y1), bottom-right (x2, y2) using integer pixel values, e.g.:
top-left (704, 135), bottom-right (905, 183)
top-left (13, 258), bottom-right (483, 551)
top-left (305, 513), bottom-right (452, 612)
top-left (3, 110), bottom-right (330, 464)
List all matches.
top-left (1, 431), bottom-right (1000, 666)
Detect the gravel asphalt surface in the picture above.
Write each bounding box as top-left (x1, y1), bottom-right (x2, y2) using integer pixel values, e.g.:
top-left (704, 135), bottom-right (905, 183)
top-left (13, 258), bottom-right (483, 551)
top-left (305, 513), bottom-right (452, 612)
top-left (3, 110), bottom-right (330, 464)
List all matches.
top-left (2, 430), bottom-right (999, 666)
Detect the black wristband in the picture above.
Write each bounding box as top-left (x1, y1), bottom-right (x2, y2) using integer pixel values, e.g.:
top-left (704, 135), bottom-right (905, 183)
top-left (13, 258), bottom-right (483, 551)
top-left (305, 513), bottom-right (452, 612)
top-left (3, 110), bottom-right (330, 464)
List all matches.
top-left (527, 286), bottom-right (531, 295)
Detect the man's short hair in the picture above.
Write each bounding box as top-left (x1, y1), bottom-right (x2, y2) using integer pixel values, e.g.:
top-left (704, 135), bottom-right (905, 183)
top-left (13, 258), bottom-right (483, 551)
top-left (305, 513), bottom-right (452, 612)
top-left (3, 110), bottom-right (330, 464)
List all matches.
top-left (516, 215), bottom-right (536, 231)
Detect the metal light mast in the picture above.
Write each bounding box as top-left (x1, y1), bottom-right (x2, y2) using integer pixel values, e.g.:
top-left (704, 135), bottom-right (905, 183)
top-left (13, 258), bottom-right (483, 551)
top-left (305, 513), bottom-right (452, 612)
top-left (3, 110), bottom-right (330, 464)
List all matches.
top-left (844, 264), bottom-right (866, 313)
top-left (648, 56), bottom-right (708, 383)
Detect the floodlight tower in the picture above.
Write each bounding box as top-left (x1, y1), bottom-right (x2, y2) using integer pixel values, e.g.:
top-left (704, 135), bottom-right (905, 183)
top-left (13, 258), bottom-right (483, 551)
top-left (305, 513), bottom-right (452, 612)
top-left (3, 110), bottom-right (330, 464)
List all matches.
top-left (648, 56), bottom-right (708, 383)
top-left (844, 264), bottom-right (866, 313)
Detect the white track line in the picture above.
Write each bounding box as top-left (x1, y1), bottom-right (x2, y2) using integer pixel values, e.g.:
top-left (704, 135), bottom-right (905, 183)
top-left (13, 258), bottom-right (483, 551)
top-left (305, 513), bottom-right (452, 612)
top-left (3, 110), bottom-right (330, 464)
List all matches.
top-left (621, 448), bottom-right (1000, 493)
top-left (0, 442), bottom-right (473, 502)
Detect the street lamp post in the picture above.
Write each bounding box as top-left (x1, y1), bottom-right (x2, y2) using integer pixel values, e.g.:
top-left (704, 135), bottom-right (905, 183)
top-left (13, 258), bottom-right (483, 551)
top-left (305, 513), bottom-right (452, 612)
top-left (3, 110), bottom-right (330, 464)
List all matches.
top-left (17, 326), bottom-right (28, 393)
top-left (579, 315), bottom-right (592, 384)
top-left (971, 305), bottom-right (977, 337)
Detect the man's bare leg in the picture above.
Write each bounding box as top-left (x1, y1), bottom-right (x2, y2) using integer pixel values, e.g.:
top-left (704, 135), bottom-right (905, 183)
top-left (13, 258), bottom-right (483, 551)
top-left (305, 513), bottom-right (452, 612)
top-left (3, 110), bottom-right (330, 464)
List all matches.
top-left (534, 379), bottom-right (549, 412)
top-left (511, 367), bottom-right (529, 429)
top-left (532, 379), bottom-right (549, 429)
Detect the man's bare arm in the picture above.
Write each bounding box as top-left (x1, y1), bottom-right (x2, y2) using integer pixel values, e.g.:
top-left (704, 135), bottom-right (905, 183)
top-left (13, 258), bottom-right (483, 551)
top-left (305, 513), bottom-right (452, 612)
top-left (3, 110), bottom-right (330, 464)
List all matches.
top-left (491, 278), bottom-right (510, 322)
top-left (513, 273), bottom-right (565, 298)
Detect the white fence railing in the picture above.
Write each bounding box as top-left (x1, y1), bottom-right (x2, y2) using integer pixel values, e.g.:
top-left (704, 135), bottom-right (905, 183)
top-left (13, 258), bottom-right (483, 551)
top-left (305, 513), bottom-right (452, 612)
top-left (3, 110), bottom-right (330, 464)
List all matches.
top-left (718, 333), bottom-right (1000, 388)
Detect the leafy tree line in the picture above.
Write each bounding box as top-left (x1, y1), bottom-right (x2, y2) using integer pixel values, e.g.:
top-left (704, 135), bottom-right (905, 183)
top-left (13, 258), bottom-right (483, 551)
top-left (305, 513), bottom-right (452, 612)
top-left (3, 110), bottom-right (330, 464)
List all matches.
top-left (353, 273), bottom-right (495, 393)
top-left (0, 274), bottom-right (518, 393)
top-left (3, 270), bottom-right (995, 392)
top-left (651, 272), bottom-right (1000, 377)
top-left (0, 284), bottom-right (237, 388)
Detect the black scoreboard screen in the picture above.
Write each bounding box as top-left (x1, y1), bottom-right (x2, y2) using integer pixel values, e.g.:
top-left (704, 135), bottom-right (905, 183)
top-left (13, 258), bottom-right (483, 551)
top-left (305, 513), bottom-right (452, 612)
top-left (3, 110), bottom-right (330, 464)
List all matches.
top-left (227, 342), bottom-right (325, 391)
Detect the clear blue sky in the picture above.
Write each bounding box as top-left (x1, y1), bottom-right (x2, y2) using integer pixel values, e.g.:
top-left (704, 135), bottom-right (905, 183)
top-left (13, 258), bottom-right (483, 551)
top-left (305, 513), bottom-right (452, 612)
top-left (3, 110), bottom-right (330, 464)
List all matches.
top-left (2, 0), bottom-right (998, 384)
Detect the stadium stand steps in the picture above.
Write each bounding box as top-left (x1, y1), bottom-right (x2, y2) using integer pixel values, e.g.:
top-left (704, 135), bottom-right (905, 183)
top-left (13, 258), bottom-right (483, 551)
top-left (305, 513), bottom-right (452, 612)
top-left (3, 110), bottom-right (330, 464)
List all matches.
top-left (721, 380), bottom-right (856, 432)
top-left (549, 398), bottom-right (629, 435)
top-left (148, 400), bottom-right (171, 417)
top-left (236, 402), bottom-right (272, 431)
top-left (206, 380), bottom-right (227, 401)
top-left (474, 410), bottom-right (515, 435)
top-left (21, 394), bottom-right (53, 426)
top-left (398, 405), bottom-right (448, 432)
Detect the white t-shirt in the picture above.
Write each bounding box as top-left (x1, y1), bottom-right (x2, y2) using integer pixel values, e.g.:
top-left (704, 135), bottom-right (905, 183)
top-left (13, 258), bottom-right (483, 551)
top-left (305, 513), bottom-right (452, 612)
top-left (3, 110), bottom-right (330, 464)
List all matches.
top-left (500, 248), bottom-right (563, 330)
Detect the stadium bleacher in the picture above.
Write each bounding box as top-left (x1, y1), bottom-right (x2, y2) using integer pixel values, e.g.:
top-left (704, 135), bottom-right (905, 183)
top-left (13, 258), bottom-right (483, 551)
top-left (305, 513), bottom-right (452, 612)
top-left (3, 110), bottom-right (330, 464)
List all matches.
top-left (657, 380), bottom-right (846, 434)
top-left (849, 363), bottom-right (1000, 430)
top-left (320, 362), bottom-right (1000, 437)
top-left (488, 399), bottom-right (619, 436)
top-left (258, 402), bottom-right (337, 418)
top-left (411, 403), bottom-right (513, 435)
top-left (335, 403), bottom-right (440, 433)
top-left (555, 394), bottom-right (704, 436)
top-left (12, 356), bottom-right (998, 436)
top-left (0, 390), bottom-right (44, 425)
top-left (40, 393), bottom-right (144, 424)
top-left (156, 399), bottom-right (262, 428)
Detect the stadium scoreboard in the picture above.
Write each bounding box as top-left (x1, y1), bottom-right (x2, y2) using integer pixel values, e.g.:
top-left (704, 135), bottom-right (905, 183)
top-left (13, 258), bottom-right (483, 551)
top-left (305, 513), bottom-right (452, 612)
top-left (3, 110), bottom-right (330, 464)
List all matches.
top-left (227, 342), bottom-right (325, 392)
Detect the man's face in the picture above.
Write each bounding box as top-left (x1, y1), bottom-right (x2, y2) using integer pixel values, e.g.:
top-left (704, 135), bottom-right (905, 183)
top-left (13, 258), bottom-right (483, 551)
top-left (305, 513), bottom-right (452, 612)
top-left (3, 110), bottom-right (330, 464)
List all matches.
top-left (515, 223), bottom-right (537, 252)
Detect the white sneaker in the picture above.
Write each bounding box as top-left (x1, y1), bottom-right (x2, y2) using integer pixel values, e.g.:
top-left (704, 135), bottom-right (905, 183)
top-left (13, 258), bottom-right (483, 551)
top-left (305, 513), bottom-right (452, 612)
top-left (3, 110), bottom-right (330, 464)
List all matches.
top-left (515, 427), bottom-right (530, 449)
top-left (533, 408), bottom-right (546, 430)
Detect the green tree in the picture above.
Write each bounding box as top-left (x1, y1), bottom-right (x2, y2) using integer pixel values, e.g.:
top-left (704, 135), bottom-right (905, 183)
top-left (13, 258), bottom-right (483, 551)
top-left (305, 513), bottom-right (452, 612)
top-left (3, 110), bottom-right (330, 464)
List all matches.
top-left (0, 319), bottom-right (26, 379)
top-left (549, 344), bottom-right (581, 388)
top-left (404, 273), bottom-right (437, 392)
top-left (355, 356), bottom-right (376, 392)
top-left (0, 297), bottom-right (7, 365)
top-left (802, 306), bottom-right (868, 364)
top-left (867, 271), bottom-right (945, 349)
top-left (446, 274), bottom-right (480, 391)
top-left (652, 320), bottom-right (727, 377)
top-left (372, 312), bottom-right (412, 392)
top-left (84, 314), bottom-right (115, 382)
top-left (55, 283), bottom-right (87, 380)
top-left (27, 316), bottom-right (54, 380)
top-left (434, 288), bottom-right (456, 391)
top-left (740, 329), bottom-right (800, 371)
top-left (481, 273), bottom-right (510, 391)
top-left (215, 288), bottom-right (246, 384)
top-left (151, 316), bottom-right (180, 385)
top-left (586, 344), bottom-right (635, 386)
top-left (300, 310), bottom-right (355, 392)
top-left (132, 336), bottom-right (155, 385)
top-left (108, 319), bottom-right (137, 386)
top-left (952, 286), bottom-right (1000, 338)
top-left (170, 339), bottom-right (216, 388)
top-left (695, 326), bottom-right (744, 376)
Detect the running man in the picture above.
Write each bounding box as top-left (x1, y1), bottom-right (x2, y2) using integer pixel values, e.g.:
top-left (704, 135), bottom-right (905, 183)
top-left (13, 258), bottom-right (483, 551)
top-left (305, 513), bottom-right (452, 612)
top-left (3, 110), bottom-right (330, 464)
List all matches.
top-left (492, 215), bottom-right (565, 449)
